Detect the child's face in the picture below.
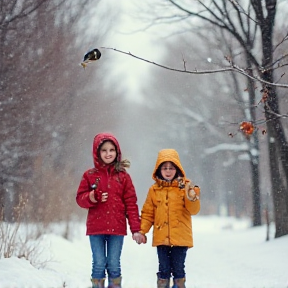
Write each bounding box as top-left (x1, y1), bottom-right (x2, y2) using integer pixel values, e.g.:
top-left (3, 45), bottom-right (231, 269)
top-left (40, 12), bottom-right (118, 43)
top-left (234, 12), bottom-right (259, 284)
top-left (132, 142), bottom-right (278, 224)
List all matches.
top-left (160, 161), bottom-right (177, 181)
top-left (99, 141), bottom-right (117, 164)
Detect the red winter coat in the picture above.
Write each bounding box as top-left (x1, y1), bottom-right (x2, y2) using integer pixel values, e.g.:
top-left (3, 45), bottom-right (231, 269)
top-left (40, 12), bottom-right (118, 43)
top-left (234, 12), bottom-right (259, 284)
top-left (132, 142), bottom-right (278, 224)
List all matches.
top-left (76, 133), bottom-right (140, 235)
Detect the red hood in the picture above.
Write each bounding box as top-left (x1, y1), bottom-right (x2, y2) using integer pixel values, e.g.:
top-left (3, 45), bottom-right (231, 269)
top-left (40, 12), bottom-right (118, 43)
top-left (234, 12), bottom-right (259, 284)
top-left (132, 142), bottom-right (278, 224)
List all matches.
top-left (92, 133), bottom-right (122, 168)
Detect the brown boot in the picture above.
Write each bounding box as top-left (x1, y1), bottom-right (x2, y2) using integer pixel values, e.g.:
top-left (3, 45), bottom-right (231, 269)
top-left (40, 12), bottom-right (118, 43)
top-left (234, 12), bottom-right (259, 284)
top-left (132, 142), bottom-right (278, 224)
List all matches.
top-left (108, 276), bottom-right (122, 288)
top-left (91, 278), bottom-right (105, 288)
top-left (157, 278), bottom-right (170, 288)
top-left (172, 278), bottom-right (186, 288)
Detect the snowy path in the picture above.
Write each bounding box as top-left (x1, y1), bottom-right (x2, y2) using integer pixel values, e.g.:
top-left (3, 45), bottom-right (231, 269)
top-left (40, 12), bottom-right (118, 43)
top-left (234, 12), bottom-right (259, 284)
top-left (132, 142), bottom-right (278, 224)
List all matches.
top-left (0, 216), bottom-right (287, 288)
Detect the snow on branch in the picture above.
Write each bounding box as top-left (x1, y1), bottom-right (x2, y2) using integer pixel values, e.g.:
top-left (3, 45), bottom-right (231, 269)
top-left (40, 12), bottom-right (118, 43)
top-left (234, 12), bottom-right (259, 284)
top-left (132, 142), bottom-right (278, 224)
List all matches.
top-left (204, 143), bottom-right (249, 155)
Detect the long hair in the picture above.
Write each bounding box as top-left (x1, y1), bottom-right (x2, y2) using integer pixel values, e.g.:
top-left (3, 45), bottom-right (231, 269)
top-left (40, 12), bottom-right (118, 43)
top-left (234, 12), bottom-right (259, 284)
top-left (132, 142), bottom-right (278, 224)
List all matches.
top-left (98, 140), bottom-right (130, 172)
top-left (115, 159), bottom-right (130, 172)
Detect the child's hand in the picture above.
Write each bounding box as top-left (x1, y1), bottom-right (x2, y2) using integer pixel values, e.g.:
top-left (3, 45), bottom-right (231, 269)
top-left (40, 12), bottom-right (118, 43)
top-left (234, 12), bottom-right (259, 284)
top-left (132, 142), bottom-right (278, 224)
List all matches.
top-left (89, 191), bottom-right (108, 203)
top-left (99, 192), bottom-right (108, 202)
top-left (132, 232), bottom-right (147, 244)
top-left (89, 191), bottom-right (97, 203)
top-left (185, 182), bottom-right (200, 201)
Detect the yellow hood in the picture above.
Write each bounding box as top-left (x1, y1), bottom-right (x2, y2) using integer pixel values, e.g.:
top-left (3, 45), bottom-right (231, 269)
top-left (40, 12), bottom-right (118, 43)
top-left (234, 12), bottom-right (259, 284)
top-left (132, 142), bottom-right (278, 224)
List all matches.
top-left (152, 149), bottom-right (186, 181)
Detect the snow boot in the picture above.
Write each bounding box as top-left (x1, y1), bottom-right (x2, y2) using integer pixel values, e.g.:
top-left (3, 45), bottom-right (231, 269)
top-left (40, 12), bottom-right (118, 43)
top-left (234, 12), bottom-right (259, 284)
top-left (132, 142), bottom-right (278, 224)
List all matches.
top-left (108, 276), bottom-right (122, 288)
top-left (157, 278), bottom-right (170, 288)
top-left (157, 273), bottom-right (169, 288)
top-left (172, 278), bottom-right (186, 288)
top-left (91, 278), bottom-right (105, 288)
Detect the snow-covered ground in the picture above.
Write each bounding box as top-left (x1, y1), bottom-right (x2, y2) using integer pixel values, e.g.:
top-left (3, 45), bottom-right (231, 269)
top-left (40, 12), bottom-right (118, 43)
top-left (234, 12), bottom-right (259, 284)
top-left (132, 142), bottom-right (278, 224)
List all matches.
top-left (0, 215), bottom-right (287, 288)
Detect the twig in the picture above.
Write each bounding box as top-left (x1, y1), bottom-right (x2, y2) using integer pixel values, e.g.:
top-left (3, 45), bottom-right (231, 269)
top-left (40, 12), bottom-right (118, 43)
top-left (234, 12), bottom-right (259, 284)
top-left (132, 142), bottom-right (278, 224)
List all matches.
top-left (100, 47), bottom-right (288, 89)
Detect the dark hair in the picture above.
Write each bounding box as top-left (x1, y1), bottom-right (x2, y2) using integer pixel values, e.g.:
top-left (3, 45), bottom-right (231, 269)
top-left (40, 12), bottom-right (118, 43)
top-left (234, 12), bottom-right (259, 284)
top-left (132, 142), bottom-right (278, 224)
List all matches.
top-left (155, 162), bottom-right (183, 180)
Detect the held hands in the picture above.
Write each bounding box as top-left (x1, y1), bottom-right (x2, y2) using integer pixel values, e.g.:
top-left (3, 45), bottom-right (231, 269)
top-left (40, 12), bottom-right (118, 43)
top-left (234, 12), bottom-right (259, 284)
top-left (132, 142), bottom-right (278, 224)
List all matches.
top-left (132, 232), bottom-right (147, 245)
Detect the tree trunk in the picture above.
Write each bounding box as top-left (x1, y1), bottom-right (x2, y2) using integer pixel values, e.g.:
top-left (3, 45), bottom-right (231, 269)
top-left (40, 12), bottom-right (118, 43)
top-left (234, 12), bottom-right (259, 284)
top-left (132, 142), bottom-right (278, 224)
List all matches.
top-left (253, 0), bottom-right (288, 237)
top-left (267, 131), bottom-right (288, 237)
top-left (245, 52), bottom-right (262, 226)
top-left (250, 146), bottom-right (261, 226)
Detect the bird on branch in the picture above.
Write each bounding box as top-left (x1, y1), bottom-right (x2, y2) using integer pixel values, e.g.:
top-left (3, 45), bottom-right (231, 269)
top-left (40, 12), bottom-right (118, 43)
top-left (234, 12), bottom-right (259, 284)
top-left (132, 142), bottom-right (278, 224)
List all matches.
top-left (81, 48), bottom-right (101, 69)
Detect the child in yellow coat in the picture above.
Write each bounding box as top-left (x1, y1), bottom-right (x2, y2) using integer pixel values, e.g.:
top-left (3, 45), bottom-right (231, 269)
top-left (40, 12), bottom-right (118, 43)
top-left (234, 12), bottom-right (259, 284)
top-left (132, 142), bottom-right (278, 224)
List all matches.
top-left (140, 149), bottom-right (200, 288)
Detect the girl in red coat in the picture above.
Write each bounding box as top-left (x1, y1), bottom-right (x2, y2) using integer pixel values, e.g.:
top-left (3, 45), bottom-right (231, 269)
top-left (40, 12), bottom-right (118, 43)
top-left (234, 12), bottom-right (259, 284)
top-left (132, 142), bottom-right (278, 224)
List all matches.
top-left (76, 133), bottom-right (144, 288)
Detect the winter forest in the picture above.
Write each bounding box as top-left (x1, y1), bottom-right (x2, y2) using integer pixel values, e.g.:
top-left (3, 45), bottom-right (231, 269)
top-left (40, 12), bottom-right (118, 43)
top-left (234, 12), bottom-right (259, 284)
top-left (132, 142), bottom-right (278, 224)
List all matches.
top-left (1, 0), bottom-right (288, 287)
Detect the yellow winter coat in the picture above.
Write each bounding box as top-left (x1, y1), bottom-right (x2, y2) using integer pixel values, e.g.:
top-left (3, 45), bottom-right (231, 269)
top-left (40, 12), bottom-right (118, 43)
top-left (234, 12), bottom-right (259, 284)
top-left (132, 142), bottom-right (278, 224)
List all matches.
top-left (140, 149), bottom-right (200, 248)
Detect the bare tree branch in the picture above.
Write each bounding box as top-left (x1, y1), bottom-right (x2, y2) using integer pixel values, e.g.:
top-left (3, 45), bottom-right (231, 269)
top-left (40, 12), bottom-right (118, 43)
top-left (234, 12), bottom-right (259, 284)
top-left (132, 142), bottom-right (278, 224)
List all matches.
top-left (0, 0), bottom-right (50, 26)
top-left (273, 31), bottom-right (288, 52)
top-left (166, 0), bottom-right (261, 74)
top-left (101, 46), bottom-right (288, 88)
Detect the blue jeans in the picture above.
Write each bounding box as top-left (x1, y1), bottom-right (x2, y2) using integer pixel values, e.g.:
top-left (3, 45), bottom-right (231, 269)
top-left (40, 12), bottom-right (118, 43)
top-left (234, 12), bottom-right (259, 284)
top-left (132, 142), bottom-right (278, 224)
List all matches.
top-left (157, 245), bottom-right (188, 279)
top-left (89, 235), bottom-right (124, 279)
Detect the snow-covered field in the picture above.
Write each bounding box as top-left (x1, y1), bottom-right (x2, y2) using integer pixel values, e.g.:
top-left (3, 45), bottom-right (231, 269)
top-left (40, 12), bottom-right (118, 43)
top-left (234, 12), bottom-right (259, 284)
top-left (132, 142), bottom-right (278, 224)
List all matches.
top-left (0, 215), bottom-right (287, 288)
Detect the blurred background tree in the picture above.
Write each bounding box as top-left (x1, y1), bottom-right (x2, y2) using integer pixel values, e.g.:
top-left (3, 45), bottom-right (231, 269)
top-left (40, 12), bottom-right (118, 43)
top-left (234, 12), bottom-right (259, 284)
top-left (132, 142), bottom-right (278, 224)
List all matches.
top-left (0, 0), bottom-right (117, 222)
top-left (1, 0), bottom-right (288, 239)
